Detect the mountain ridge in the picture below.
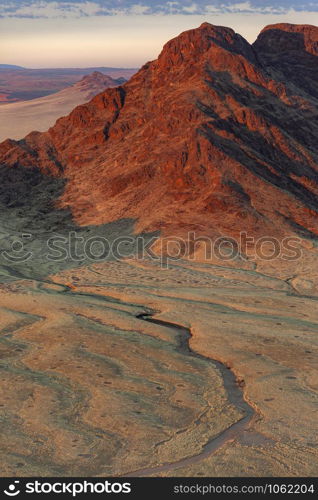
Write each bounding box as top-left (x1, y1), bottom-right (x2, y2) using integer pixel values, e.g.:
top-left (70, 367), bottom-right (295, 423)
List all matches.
top-left (0, 22), bottom-right (317, 241)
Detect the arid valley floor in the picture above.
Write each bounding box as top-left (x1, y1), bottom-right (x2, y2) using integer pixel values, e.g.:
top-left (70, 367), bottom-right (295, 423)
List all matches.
top-left (0, 247), bottom-right (317, 477)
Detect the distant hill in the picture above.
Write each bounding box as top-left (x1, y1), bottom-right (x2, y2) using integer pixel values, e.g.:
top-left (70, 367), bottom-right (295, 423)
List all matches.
top-left (0, 72), bottom-right (125, 141)
top-left (0, 66), bottom-right (137, 103)
top-left (0, 64), bottom-right (25, 69)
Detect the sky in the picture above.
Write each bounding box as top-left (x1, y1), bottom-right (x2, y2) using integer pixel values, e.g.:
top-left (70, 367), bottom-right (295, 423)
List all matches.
top-left (0, 1), bottom-right (318, 68)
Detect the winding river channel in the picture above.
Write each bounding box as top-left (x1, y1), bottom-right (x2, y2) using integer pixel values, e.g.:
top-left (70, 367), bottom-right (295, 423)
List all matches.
top-left (124, 313), bottom-right (256, 476)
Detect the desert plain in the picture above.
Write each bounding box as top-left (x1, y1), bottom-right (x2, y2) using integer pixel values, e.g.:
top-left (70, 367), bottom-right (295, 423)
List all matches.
top-left (0, 239), bottom-right (317, 476)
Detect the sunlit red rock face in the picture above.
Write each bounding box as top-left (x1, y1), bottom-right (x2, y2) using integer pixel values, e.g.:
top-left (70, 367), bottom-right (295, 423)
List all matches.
top-left (0, 23), bottom-right (317, 240)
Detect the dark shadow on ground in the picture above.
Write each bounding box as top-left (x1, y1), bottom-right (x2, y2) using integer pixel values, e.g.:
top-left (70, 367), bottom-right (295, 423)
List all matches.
top-left (0, 165), bottom-right (157, 282)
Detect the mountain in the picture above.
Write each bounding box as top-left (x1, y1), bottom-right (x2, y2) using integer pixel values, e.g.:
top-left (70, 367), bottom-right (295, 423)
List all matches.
top-left (0, 72), bottom-right (126, 142)
top-left (253, 24), bottom-right (318, 99)
top-left (0, 23), bottom-right (317, 242)
top-left (0, 64), bottom-right (25, 69)
top-left (0, 66), bottom-right (136, 103)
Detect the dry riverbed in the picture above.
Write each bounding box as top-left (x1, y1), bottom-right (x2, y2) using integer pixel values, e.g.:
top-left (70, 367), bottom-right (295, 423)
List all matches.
top-left (0, 254), bottom-right (317, 476)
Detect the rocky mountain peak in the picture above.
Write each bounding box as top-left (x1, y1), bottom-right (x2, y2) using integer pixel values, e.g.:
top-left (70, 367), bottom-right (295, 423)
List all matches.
top-left (254, 23), bottom-right (318, 56)
top-left (155, 22), bottom-right (256, 73)
top-left (78, 71), bottom-right (118, 87)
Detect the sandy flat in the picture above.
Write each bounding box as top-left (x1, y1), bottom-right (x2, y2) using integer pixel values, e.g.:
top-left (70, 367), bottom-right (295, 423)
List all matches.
top-left (0, 248), bottom-right (317, 477)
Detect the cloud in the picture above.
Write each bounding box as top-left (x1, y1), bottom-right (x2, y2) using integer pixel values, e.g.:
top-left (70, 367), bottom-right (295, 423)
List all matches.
top-left (225, 2), bottom-right (253, 12)
top-left (129, 4), bottom-right (150, 14)
top-left (1, 1), bottom-right (102, 18)
top-left (0, 1), bottom-right (317, 18)
top-left (218, 2), bottom-right (287, 14)
top-left (182, 3), bottom-right (200, 14)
